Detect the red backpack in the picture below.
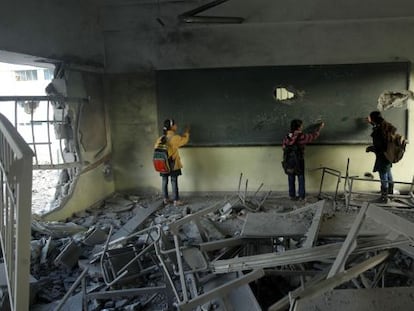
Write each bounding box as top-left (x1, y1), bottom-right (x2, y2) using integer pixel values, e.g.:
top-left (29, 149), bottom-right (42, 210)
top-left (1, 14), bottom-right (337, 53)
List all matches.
top-left (153, 139), bottom-right (171, 173)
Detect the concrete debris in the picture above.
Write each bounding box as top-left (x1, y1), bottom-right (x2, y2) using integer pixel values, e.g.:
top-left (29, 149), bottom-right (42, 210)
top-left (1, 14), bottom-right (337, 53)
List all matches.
top-left (83, 227), bottom-right (108, 246)
top-left (295, 286), bottom-right (414, 311)
top-left (40, 236), bottom-right (53, 264)
top-left (377, 90), bottom-right (414, 111)
top-left (109, 199), bottom-right (163, 242)
top-left (19, 184), bottom-right (414, 311)
top-left (32, 220), bottom-right (87, 238)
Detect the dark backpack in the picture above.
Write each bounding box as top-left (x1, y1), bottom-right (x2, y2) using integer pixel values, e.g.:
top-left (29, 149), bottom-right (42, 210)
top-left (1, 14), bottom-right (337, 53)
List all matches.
top-left (384, 133), bottom-right (407, 163)
top-left (282, 137), bottom-right (303, 175)
top-left (153, 140), bottom-right (171, 174)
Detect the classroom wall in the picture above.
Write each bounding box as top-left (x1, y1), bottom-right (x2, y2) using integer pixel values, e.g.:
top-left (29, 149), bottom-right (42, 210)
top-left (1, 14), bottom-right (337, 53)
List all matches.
top-left (107, 72), bottom-right (414, 197)
top-left (0, 0), bottom-right (413, 218)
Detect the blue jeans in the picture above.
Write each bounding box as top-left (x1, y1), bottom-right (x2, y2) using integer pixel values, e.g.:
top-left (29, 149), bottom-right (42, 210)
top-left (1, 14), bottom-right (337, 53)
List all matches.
top-left (378, 168), bottom-right (393, 190)
top-left (162, 175), bottom-right (179, 201)
top-left (288, 174), bottom-right (305, 199)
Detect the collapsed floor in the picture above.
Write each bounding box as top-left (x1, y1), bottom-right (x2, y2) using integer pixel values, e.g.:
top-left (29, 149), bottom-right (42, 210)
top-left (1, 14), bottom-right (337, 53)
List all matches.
top-left (3, 178), bottom-right (414, 311)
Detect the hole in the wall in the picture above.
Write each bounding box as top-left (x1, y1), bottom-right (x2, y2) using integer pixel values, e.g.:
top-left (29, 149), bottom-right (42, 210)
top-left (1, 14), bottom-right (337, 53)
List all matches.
top-left (273, 86), bottom-right (296, 102)
top-left (0, 61), bottom-right (79, 215)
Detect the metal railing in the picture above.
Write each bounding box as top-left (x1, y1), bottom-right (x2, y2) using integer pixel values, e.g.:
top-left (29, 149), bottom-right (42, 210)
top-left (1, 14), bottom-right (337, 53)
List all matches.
top-left (0, 95), bottom-right (84, 170)
top-left (0, 113), bottom-right (33, 311)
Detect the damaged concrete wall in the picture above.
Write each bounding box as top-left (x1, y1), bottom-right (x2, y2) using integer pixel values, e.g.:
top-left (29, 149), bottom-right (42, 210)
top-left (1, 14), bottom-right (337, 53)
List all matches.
top-left (44, 70), bottom-right (115, 220)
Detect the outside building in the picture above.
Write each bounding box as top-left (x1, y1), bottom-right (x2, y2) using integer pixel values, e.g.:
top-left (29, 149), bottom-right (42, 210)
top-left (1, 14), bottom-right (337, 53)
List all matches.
top-left (0, 62), bottom-right (59, 213)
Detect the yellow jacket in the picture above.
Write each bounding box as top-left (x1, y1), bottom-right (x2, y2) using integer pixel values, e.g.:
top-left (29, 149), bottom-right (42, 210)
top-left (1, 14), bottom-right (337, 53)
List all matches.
top-left (154, 130), bottom-right (190, 171)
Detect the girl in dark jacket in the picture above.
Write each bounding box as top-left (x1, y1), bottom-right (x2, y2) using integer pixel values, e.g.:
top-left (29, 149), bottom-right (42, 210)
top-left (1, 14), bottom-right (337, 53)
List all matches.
top-left (366, 111), bottom-right (396, 203)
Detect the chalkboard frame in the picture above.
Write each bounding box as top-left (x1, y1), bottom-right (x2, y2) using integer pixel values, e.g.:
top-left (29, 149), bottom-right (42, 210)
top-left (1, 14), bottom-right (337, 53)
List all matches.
top-left (156, 62), bottom-right (409, 146)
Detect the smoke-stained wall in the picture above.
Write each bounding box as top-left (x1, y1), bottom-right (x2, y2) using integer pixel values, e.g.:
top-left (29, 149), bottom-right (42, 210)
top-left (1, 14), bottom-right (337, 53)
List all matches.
top-left (101, 0), bottom-right (414, 72)
top-left (104, 73), bottom-right (160, 194)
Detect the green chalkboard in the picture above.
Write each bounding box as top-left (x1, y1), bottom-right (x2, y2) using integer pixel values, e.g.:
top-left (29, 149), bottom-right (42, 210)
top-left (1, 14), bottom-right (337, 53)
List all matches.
top-left (156, 63), bottom-right (408, 146)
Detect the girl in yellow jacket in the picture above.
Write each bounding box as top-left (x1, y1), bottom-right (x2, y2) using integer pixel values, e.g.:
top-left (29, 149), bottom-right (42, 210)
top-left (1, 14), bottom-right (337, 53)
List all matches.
top-left (154, 119), bottom-right (190, 206)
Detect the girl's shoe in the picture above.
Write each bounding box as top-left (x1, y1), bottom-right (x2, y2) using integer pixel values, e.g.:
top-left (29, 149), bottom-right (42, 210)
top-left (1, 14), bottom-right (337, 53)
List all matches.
top-left (163, 198), bottom-right (171, 205)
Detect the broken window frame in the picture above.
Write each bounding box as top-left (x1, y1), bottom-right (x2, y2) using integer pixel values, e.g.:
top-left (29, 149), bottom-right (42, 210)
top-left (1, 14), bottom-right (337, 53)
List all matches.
top-left (14, 69), bottom-right (38, 81)
top-left (0, 95), bottom-right (82, 170)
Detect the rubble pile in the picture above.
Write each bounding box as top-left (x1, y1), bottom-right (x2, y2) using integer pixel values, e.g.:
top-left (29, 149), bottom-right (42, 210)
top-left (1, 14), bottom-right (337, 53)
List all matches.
top-left (19, 188), bottom-right (414, 310)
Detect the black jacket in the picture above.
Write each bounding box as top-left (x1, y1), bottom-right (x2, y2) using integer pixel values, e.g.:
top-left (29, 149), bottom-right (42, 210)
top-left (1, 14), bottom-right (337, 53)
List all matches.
top-left (369, 121), bottom-right (396, 172)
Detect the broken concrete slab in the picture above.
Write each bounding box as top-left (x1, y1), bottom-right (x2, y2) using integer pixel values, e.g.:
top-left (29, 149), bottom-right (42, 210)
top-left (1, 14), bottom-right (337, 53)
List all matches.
top-left (32, 220), bottom-right (87, 238)
top-left (295, 286), bottom-right (414, 311)
top-left (366, 204), bottom-right (414, 239)
top-left (241, 212), bottom-right (309, 238)
top-left (110, 199), bottom-right (163, 242)
top-left (241, 210), bottom-right (391, 238)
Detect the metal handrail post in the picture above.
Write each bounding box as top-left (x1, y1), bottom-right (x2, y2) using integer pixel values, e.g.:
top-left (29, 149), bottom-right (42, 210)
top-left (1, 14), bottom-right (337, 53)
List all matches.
top-left (0, 113), bottom-right (33, 311)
